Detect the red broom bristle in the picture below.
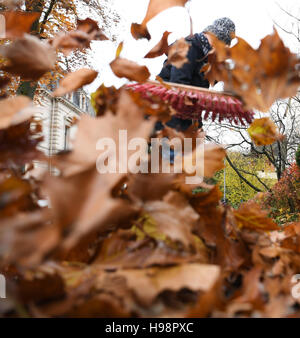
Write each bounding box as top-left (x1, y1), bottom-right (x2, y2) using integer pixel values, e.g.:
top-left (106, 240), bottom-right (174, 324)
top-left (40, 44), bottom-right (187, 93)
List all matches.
top-left (126, 82), bottom-right (255, 126)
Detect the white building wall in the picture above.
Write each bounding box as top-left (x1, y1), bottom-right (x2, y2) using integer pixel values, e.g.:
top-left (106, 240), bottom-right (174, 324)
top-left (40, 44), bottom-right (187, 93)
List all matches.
top-left (32, 89), bottom-right (95, 175)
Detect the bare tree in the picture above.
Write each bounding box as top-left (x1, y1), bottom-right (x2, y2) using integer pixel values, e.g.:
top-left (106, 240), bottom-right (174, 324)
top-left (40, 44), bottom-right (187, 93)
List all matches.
top-left (205, 94), bottom-right (300, 191)
top-left (273, 2), bottom-right (300, 45)
top-left (203, 3), bottom-right (300, 192)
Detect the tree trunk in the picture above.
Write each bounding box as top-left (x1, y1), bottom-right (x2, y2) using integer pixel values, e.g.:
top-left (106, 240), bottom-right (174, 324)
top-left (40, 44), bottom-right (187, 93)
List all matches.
top-left (288, 198), bottom-right (296, 213)
top-left (17, 1), bottom-right (45, 98)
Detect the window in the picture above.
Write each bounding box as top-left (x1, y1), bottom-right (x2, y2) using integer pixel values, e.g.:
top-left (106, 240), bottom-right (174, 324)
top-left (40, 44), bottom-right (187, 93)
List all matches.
top-left (64, 125), bottom-right (70, 150)
top-left (73, 92), bottom-right (80, 107)
top-left (81, 94), bottom-right (86, 111)
top-left (64, 124), bottom-right (78, 151)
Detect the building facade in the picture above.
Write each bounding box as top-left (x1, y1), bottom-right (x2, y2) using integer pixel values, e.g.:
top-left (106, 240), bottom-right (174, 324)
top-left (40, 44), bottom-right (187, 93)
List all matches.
top-left (36, 88), bottom-right (95, 156)
top-left (32, 89), bottom-right (95, 175)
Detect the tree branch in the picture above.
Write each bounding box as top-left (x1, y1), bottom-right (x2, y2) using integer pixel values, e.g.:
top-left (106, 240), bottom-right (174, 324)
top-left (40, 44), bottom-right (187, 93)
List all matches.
top-left (237, 168), bottom-right (271, 191)
top-left (225, 155), bottom-right (262, 193)
top-left (39, 0), bottom-right (57, 35)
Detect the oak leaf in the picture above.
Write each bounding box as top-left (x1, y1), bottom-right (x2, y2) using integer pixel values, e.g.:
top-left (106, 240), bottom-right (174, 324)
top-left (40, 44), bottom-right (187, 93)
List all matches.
top-left (203, 29), bottom-right (300, 111)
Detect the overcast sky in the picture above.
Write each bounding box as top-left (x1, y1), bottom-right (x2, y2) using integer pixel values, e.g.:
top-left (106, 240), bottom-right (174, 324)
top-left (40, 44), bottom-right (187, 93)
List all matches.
top-left (87, 0), bottom-right (300, 92)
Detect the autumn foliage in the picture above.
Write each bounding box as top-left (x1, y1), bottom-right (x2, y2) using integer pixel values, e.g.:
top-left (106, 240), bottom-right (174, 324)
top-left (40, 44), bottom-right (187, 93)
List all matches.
top-left (257, 163), bottom-right (300, 224)
top-left (0, 1), bottom-right (300, 319)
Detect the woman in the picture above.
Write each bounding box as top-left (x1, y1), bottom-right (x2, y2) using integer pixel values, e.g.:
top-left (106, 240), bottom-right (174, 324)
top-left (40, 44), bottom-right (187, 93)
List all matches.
top-left (157, 17), bottom-right (236, 132)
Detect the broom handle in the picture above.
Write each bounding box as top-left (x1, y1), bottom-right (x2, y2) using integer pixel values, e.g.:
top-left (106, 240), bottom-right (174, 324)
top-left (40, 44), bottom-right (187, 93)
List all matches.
top-left (147, 80), bottom-right (236, 99)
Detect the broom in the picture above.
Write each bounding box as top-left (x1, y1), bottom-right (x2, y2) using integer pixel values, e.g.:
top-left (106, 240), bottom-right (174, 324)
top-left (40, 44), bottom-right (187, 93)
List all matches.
top-left (126, 81), bottom-right (254, 126)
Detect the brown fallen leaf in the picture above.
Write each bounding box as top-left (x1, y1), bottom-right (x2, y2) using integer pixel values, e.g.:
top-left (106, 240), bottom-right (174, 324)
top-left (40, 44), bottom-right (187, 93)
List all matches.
top-left (128, 90), bottom-right (171, 122)
top-left (4, 263), bottom-right (65, 304)
top-left (43, 167), bottom-right (139, 256)
top-left (0, 170), bottom-right (59, 267)
top-left (131, 0), bottom-right (189, 40)
top-left (51, 30), bottom-right (92, 56)
top-left (0, 209), bottom-right (59, 268)
top-left (187, 273), bottom-right (224, 318)
top-left (50, 17), bottom-right (108, 56)
top-left (0, 121), bottom-right (44, 169)
top-left (167, 38), bottom-right (190, 69)
top-left (36, 262), bottom-right (218, 318)
top-left (110, 58), bottom-right (150, 82)
top-left (0, 171), bottom-right (33, 219)
top-left (54, 89), bottom-right (154, 177)
top-left (0, 0), bottom-right (22, 8)
top-left (131, 23), bottom-right (151, 41)
top-left (116, 263), bottom-right (220, 307)
top-left (3, 11), bottom-right (40, 39)
top-left (53, 69), bottom-right (98, 97)
top-left (143, 0), bottom-right (189, 27)
top-left (36, 265), bottom-right (133, 318)
top-left (141, 191), bottom-right (200, 249)
top-left (91, 84), bottom-right (120, 117)
top-left (280, 222), bottom-right (300, 253)
top-left (184, 143), bottom-right (226, 179)
top-left (0, 96), bottom-right (32, 129)
top-left (42, 91), bottom-right (155, 252)
top-left (200, 33), bottom-right (230, 85)
top-left (77, 17), bottom-right (109, 41)
top-left (126, 172), bottom-right (176, 202)
top-left (190, 190), bottom-right (250, 271)
top-left (94, 227), bottom-right (208, 269)
top-left (284, 222), bottom-right (300, 238)
top-left (248, 118), bottom-right (284, 146)
top-left (0, 35), bottom-right (56, 80)
top-left (145, 31), bottom-right (171, 58)
top-left (234, 201), bottom-right (280, 231)
top-left (231, 267), bottom-right (265, 311)
top-left (203, 29), bottom-right (300, 111)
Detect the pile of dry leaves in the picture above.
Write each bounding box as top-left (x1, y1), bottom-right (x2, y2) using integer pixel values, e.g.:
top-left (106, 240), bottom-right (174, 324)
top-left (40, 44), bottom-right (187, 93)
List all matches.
top-left (0, 1), bottom-right (300, 318)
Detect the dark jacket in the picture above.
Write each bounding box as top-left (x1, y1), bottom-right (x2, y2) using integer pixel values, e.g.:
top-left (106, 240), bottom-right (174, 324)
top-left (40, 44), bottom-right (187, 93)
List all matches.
top-left (158, 32), bottom-right (212, 88)
top-left (156, 33), bottom-right (212, 132)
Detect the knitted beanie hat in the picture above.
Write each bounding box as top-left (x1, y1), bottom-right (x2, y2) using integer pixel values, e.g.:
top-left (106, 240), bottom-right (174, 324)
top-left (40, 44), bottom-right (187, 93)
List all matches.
top-left (204, 17), bottom-right (236, 45)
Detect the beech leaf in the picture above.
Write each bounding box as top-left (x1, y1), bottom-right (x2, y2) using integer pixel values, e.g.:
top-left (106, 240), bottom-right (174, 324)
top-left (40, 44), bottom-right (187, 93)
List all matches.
top-left (110, 58), bottom-right (150, 82)
top-left (53, 69), bottom-right (98, 97)
top-left (0, 35), bottom-right (56, 80)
